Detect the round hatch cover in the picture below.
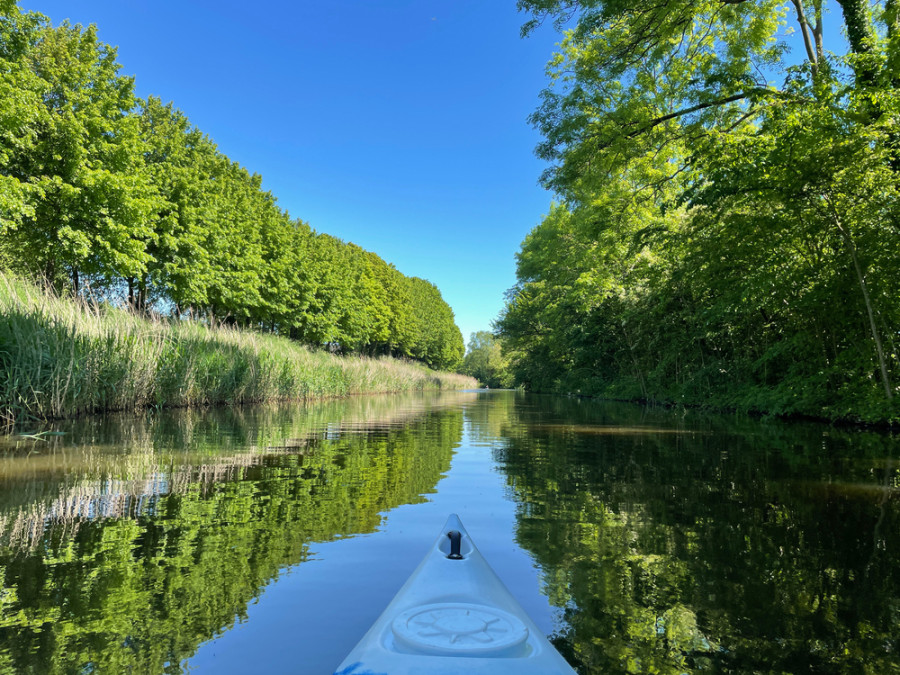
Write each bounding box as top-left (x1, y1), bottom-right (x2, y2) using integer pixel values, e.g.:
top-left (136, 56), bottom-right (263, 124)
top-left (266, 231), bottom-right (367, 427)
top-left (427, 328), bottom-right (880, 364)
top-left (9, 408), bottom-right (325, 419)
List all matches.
top-left (391, 602), bottom-right (529, 657)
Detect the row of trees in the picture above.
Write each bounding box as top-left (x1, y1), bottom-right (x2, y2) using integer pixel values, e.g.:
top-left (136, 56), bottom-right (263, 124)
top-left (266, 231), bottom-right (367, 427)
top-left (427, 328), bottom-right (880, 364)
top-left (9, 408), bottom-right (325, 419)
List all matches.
top-left (499, 0), bottom-right (900, 421)
top-left (0, 2), bottom-right (463, 369)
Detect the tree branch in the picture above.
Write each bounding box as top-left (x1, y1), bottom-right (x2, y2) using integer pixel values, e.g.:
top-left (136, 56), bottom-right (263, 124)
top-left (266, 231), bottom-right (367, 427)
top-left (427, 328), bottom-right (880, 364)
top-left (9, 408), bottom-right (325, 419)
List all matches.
top-left (790, 0), bottom-right (819, 71)
top-left (813, 0), bottom-right (824, 60)
top-left (620, 87), bottom-right (783, 141)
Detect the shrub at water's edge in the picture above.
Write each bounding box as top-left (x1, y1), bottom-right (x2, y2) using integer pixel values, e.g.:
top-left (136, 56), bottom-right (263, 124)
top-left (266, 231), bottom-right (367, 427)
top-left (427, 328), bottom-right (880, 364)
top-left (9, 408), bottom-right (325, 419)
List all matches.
top-left (0, 273), bottom-right (477, 427)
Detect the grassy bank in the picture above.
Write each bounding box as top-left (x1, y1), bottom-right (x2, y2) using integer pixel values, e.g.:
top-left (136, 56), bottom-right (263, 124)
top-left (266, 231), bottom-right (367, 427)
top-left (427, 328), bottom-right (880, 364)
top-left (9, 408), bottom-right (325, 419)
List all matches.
top-left (0, 273), bottom-right (476, 427)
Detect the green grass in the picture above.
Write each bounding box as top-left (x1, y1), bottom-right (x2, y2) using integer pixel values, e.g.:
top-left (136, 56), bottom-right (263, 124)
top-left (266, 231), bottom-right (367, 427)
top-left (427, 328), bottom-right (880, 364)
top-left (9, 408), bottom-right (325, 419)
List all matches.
top-left (0, 273), bottom-right (476, 427)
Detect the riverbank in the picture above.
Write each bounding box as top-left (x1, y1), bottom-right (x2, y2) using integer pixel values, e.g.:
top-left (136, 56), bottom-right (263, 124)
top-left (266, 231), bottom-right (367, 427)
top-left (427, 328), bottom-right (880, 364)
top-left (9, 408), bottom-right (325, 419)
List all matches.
top-left (0, 273), bottom-right (476, 428)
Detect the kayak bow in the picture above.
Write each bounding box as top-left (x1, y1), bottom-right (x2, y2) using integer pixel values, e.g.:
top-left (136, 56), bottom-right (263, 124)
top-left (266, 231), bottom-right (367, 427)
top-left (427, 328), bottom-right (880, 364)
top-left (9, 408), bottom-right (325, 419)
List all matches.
top-left (333, 514), bottom-right (577, 674)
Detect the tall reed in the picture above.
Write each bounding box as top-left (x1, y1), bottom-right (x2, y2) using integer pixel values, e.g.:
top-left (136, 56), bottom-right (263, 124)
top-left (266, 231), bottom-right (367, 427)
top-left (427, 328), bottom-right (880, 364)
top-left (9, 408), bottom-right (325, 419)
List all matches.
top-left (0, 273), bottom-right (476, 427)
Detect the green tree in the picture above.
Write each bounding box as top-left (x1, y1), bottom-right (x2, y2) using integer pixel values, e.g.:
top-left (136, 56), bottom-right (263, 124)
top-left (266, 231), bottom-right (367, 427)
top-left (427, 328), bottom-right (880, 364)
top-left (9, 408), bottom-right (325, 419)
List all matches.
top-left (403, 277), bottom-right (464, 370)
top-left (366, 253), bottom-right (414, 357)
top-left (461, 331), bottom-right (511, 388)
top-left (1, 13), bottom-right (159, 292)
top-left (501, 0), bottom-right (900, 420)
top-left (1, 2), bottom-right (467, 372)
top-left (0, 6), bottom-right (44, 260)
top-left (135, 96), bottom-right (221, 311)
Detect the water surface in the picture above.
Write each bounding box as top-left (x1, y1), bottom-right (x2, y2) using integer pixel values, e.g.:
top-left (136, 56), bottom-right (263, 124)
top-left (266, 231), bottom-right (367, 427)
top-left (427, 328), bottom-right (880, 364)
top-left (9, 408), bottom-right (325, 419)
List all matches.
top-left (0, 392), bottom-right (897, 673)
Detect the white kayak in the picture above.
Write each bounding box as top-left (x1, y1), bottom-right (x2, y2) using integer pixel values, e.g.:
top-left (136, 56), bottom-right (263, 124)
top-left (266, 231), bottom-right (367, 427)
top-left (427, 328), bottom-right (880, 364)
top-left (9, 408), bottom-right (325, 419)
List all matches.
top-left (333, 514), bottom-right (577, 674)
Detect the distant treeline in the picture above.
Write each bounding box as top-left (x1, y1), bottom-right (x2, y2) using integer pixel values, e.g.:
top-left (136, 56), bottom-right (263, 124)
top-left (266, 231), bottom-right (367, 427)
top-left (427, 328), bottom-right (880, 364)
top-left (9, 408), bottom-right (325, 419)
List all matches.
top-left (0, 2), bottom-right (463, 370)
top-left (500, 0), bottom-right (900, 423)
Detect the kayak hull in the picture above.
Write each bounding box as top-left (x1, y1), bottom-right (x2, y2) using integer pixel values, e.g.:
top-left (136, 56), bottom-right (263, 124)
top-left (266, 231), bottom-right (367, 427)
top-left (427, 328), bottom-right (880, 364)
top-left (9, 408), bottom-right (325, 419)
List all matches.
top-left (333, 514), bottom-right (577, 674)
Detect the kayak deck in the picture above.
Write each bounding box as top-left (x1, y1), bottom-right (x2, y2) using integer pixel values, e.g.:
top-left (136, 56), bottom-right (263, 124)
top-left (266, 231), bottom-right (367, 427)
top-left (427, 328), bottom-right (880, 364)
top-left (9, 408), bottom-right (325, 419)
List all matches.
top-left (333, 514), bottom-right (577, 674)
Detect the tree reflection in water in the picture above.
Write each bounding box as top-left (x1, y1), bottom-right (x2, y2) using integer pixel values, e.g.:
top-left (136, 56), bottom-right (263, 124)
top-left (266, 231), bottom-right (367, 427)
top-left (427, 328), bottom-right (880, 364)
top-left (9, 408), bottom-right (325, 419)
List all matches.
top-left (492, 396), bottom-right (900, 673)
top-left (1, 392), bottom-right (897, 674)
top-left (0, 393), bottom-right (471, 674)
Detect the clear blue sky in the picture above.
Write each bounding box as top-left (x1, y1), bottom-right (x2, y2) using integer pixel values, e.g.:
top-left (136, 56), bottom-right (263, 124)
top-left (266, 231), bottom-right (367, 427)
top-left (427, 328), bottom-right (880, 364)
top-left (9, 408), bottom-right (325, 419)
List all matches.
top-left (20, 0), bottom-right (562, 345)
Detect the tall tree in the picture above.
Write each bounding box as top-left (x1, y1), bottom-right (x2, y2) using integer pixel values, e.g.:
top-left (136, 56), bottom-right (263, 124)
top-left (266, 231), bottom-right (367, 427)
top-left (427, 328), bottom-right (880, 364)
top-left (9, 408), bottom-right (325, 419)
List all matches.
top-left (1, 14), bottom-right (159, 292)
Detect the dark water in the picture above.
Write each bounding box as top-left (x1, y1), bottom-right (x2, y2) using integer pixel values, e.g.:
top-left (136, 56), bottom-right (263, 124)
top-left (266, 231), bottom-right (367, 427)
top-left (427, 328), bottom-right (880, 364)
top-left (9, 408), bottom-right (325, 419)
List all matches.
top-left (0, 392), bottom-right (898, 674)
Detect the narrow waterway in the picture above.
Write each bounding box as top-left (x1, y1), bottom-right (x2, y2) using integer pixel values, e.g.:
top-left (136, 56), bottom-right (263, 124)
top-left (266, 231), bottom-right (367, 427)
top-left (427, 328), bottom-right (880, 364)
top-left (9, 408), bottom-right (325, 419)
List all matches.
top-left (0, 391), bottom-right (897, 673)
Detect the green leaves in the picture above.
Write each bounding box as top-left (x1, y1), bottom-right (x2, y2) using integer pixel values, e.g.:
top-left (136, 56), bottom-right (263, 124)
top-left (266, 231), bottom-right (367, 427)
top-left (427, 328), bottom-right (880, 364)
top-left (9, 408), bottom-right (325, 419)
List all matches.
top-left (528, 0), bottom-right (788, 199)
top-left (0, 4), bottom-right (465, 371)
top-left (1, 13), bottom-right (158, 290)
top-left (460, 331), bottom-right (511, 388)
top-left (503, 0), bottom-right (900, 420)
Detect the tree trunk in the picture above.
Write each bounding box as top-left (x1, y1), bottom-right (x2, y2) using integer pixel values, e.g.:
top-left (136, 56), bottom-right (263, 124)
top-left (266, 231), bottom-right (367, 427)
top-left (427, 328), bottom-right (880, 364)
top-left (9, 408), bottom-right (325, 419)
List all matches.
top-left (836, 0), bottom-right (879, 87)
top-left (836, 0), bottom-right (875, 58)
top-left (835, 218), bottom-right (893, 400)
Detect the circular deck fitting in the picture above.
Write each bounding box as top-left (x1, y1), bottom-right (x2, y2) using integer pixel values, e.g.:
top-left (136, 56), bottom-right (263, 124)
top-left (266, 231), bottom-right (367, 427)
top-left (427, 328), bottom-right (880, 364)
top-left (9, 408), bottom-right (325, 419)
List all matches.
top-left (391, 602), bottom-right (529, 657)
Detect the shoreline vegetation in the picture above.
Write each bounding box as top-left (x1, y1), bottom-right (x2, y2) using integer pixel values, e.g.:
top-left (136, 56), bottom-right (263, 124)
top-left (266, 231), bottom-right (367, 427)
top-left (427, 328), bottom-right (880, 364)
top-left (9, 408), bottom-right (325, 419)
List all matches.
top-left (0, 273), bottom-right (476, 429)
top-left (496, 2), bottom-right (900, 426)
top-left (0, 4), bottom-right (465, 374)
top-left (0, 2), bottom-right (472, 429)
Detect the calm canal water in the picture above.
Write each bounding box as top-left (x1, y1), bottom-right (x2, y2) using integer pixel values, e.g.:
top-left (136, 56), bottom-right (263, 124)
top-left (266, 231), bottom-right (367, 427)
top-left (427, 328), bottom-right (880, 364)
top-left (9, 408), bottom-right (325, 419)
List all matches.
top-left (0, 391), bottom-right (898, 674)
